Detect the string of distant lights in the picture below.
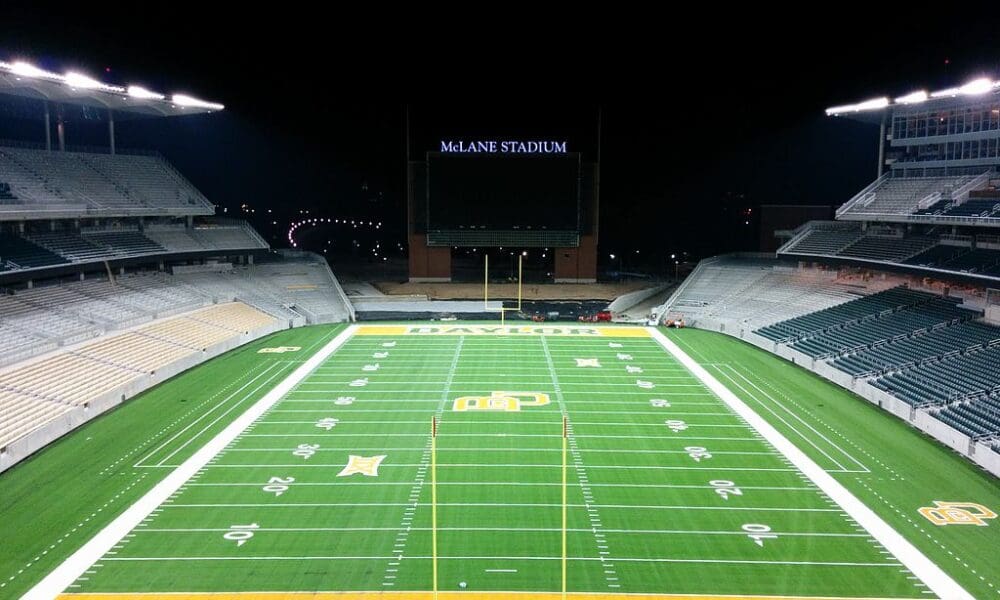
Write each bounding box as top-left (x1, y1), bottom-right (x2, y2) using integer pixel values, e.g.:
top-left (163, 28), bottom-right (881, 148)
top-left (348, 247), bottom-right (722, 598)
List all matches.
top-left (287, 217), bottom-right (383, 249)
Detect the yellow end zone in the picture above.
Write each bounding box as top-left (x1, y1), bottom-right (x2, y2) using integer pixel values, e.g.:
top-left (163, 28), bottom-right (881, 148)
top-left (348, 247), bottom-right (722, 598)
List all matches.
top-left (354, 325), bottom-right (650, 337)
top-left (59, 594), bottom-right (920, 600)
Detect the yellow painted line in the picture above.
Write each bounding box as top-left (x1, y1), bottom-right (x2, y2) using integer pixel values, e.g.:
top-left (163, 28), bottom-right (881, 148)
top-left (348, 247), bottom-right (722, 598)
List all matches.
top-left (354, 325), bottom-right (649, 337)
top-left (58, 594), bottom-right (923, 600)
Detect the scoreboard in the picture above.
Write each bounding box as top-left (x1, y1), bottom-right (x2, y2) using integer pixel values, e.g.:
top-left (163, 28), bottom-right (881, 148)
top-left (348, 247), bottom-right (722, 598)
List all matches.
top-left (426, 152), bottom-right (581, 231)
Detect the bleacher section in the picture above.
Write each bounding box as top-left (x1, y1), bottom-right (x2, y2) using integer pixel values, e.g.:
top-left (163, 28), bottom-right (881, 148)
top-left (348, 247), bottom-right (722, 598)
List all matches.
top-left (832, 320), bottom-right (1000, 376)
top-left (872, 345), bottom-right (1000, 407)
top-left (0, 251), bottom-right (353, 367)
top-left (837, 235), bottom-right (937, 262)
top-left (0, 221), bottom-right (267, 274)
top-left (0, 235), bottom-right (67, 271)
top-left (905, 246), bottom-right (1000, 275)
top-left (656, 256), bottom-right (866, 330)
top-left (781, 225), bottom-right (863, 255)
top-left (838, 174), bottom-right (981, 218)
top-left (0, 146), bottom-right (213, 218)
top-left (0, 302), bottom-right (276, 450)
top-left (934, 397), bottom-right (1000, 440)
top-left (756, 287), bottom-right (936, 342)
top-left (789, 297), bottom-right (972, 359)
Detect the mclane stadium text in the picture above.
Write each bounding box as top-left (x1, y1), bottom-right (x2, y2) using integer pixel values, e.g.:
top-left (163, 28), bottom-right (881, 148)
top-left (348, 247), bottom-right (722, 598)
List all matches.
top-left (440, 140), bottom-right (568, 154)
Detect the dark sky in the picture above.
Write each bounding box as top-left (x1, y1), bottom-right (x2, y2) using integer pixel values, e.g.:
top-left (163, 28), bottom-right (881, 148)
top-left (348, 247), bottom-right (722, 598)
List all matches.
top-left (2, 6), bottom-right (999, 260)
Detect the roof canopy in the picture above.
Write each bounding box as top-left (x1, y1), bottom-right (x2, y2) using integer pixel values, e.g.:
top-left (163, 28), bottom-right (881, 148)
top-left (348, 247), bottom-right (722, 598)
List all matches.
top-left (825, 77), bottom-right (1000, 120)
top-left (0, 60), bottom-right (223, 118)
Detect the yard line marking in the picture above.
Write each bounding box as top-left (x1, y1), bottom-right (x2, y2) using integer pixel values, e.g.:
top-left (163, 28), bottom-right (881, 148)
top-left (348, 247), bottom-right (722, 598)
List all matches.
top-left (23, 325), bottom-right (359, 600)
top-left (135, 526), bottom-right (870, 538)
top-left (717, 366), bottom-right (869, 473)
top-left (649, 327), bottom-right (972, 600)
top-left (541, 335), bottom-right (620, 591)
top-left (161, 502), bottom-right (840, 512)
top-left (199, 464), bottom-right (798, 471)
top-left (96, 555), bottom-right (905, 567)
top-left (133, 362), bottom-right (283, 467)
top-left (184, 482), bottom-right (818, 491)
top-left (382, 336), bottom-right (464, 588)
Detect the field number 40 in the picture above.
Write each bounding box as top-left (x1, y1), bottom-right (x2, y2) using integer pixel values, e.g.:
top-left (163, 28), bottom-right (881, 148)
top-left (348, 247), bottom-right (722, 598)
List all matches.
top-left (684, 446), bottom-right (712, 462)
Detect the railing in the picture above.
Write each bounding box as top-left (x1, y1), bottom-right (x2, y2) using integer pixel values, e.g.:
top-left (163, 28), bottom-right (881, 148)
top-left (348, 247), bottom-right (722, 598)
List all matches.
top-left (836, 172), bottom-right (891, 217)
top-left (918, 191), bottom-right (942, 210)
top-left (239, 221), bottom-right (270, 249)
top-left (950, 170), bottom-right (994, 206)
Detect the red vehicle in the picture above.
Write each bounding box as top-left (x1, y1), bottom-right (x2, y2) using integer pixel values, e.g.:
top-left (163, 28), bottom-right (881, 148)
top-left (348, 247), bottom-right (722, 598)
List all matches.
top-left (595, 311), bottom-right (613, 322)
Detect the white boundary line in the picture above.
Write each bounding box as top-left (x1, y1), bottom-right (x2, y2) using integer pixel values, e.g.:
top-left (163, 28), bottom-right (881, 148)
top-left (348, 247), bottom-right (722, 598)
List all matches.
top-left (648, 327), bottom-right (971, 600)
top-left (22, 324), bottom-right (359, 600)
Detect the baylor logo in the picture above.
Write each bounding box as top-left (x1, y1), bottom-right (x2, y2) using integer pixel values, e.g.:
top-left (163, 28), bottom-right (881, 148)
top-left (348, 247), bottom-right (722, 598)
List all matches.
top-left (918, 501), bottom-right (997, 526)
top-left (453, 391), bottom-right (551, 412)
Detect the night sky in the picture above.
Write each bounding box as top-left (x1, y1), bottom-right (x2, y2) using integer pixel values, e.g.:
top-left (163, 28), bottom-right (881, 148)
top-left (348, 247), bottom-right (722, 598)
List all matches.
top-left (2, 6), bottom-right (999, 268)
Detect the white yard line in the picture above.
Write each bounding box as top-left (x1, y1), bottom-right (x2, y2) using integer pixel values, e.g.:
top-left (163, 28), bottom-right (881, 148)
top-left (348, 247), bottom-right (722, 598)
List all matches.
top-left (648, 327), bottom-right (972, 600)
top-left (22, 324), bottom-right (360, 600)
top-left (95, 555), bottom-right (903, 567)
top-left (719, 365), bottom-right (870, 473)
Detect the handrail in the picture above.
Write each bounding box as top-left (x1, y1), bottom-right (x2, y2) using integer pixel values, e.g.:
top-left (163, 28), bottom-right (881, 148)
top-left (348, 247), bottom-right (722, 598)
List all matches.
top-left (836, 172), bottom-right (891, 217)
top-left (950, 169), bottom-right (994, 206)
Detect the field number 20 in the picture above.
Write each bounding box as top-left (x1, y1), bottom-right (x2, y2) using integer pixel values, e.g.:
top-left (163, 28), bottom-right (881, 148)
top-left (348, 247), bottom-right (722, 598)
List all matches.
top-left (709, 479), bottom-right (742, 500)
top-left (263, 476), bottom-right (295, 497)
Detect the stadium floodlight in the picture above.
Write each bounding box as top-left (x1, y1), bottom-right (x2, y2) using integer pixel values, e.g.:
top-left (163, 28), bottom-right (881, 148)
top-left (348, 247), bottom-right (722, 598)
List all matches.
top-left (64, 71), bottom-right (123, 93)
top-left (959, 78), bottom-right (995, 95)
top-left (127, 85), bottom-right (165, 100)
top-left (8, 61), bottom-right (62, 80)
top-left (172, 93), bottom-right (224, 111)
top-left (932, 78), bottom-right (997, 98)
top-left (895, 91), bottom-right (928, 104)
top-left (824, 97), bottom-right (890, 116)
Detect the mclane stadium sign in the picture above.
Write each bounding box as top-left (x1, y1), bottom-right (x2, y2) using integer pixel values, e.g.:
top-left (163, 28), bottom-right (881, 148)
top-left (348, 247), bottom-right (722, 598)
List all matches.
top-left (440, 140), bottom-right (568, 154)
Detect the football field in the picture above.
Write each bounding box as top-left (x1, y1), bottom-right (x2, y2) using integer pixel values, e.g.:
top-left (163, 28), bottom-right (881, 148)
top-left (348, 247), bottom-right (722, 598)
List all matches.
top-left (5, 323), bottom-right (999, 599)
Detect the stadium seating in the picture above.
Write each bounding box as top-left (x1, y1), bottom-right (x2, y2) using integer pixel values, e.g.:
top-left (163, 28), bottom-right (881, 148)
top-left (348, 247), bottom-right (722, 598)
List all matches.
top-left (789, 298), bottom-right (972, 359)
top-left (837, 235), bottom-right (937, 262)
top-left (0, 235), bottom-right (68, 271)
top-left (0, 180), bottom-right (16, 202)
top-left (839, 174), bottom-right (980, 217)
top-left (782, 226), bottom-right (863, 255)
top-left (0, 146), bottom-right (213, 216)
top-left (0, 302), bottom-right (278, 448)
top-left (756, 287), bottom-right (937, 342)
top-left (832, 320), bottom-right (1000, 376)
top-left (871, 344), bottom-right (1000, 406)
top-left (933, 396), bottom-right (1000, 439)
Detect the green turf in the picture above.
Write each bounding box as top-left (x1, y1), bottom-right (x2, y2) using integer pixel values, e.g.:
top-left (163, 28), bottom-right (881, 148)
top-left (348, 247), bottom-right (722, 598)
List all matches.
top-left (0, 324), bottom-right (344, 599)
top-left (1, 324), bottom-right (998, 599)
